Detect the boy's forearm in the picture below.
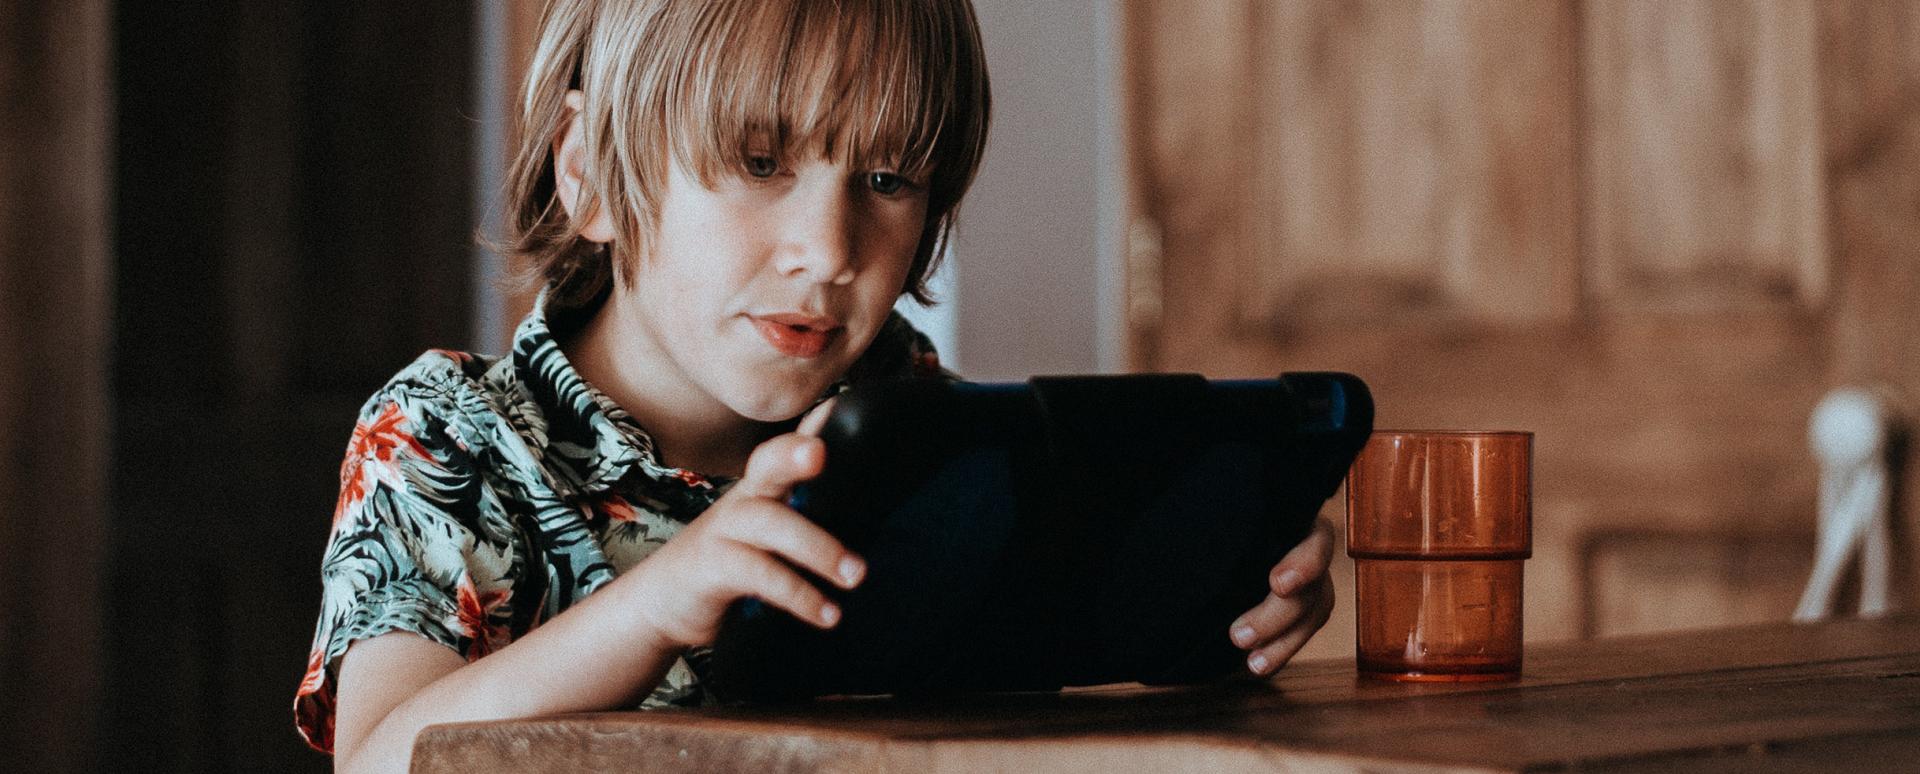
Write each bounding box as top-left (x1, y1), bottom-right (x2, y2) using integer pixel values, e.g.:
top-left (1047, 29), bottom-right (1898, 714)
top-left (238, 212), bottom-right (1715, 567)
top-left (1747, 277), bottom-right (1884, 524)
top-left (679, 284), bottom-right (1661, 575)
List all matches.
top-left (340, 584), bottom-right (681, 774)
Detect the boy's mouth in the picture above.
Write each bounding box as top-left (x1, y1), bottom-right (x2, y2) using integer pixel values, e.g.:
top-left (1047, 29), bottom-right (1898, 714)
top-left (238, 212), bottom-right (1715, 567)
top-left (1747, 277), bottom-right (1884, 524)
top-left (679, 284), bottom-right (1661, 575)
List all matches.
top-left (750, 313), bottom-right (842, 358)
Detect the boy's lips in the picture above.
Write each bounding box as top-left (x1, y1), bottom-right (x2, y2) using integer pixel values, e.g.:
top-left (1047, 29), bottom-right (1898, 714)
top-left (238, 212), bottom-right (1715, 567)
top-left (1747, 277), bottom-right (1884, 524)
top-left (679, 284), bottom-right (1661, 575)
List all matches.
top-left (750, 313), bottom-right (842, 358)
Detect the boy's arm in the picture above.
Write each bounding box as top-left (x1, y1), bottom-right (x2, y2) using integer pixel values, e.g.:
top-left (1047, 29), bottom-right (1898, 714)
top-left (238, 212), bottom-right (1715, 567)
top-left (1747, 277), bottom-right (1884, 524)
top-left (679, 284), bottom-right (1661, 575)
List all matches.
top-left (331, 405), bottom-right (857, 774)
top-left (333, 634), bottom-right (461, 770)
top-left (332, 582), bottom-right (681, 774)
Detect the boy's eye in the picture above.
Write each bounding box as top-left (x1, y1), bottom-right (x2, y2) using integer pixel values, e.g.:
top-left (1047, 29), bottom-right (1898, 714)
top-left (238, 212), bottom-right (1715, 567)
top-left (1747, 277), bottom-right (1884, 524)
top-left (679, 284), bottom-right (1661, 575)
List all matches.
top-left (745, 155), bottom-right (779, 178)
top-left (867, 172), bottom-right (908, 196)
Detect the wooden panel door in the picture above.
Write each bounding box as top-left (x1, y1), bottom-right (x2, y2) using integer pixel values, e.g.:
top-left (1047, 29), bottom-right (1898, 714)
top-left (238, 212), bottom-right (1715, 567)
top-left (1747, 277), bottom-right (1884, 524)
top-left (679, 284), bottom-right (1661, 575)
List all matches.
top-left (1123, 0), bottom-right (1841, 660)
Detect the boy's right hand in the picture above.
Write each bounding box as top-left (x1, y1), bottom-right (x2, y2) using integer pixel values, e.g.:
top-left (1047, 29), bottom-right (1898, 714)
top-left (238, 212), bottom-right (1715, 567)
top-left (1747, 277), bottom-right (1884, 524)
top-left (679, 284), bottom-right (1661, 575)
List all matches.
top-left (615, 401), bottom-right (864, 652)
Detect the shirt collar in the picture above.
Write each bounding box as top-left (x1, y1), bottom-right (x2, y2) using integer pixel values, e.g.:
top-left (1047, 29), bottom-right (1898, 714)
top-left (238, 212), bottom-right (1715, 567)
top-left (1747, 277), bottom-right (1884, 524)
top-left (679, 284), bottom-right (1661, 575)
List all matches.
top-left (505, 287), bottom-right (945, 505)
top-left (510, 289), bottom-right (723, 503)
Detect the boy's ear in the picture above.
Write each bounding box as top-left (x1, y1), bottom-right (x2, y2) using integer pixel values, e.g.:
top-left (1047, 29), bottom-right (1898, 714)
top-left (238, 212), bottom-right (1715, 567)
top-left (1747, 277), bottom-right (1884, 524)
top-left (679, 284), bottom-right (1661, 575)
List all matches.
top-left (553, 90), bottom-right (617, 244)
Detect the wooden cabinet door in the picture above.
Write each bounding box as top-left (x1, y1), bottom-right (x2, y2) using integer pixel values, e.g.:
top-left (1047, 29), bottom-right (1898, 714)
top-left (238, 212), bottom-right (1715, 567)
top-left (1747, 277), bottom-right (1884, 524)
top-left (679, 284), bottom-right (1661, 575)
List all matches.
top-left (1122, 0), bottom-right (1840, 660)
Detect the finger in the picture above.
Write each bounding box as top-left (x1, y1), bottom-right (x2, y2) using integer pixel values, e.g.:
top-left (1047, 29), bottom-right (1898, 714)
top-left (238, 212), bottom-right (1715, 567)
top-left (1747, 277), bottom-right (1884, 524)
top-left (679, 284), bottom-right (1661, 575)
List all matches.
top-left (1234, 577), bottom-right (1335, 648)
top-left (1246, 592), bottom-right (1334, 675)
top-left (712, 497), bottom-right (864, 589)
top-left (1271, 518), bottom-right (1336, 596)
top-left (797, 397), bottom-right (838, 437)
top-left (1229, 588), bottom-right (1312, 649)
top-left (732, 433), bottom-right (827, 501)
top-left (709, 543), bottom-right (842, 629)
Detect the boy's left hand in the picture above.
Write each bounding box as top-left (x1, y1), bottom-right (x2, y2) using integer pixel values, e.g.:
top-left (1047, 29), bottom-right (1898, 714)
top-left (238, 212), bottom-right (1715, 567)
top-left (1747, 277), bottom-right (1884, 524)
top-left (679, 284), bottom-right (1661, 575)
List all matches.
top-left (1229, 516), bottom-right (1336, 676)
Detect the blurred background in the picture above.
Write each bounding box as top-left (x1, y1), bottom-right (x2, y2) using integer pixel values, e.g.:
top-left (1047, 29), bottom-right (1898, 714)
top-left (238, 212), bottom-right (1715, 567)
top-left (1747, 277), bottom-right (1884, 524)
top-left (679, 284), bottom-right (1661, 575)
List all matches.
top-left (3, 1), bottom-right (1917, 771)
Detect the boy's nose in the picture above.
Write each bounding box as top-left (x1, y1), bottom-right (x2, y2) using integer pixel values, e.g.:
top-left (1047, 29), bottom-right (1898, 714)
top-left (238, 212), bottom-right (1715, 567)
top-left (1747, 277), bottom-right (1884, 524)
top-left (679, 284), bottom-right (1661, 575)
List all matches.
top-left (774, 181), bottom-right (856, 286)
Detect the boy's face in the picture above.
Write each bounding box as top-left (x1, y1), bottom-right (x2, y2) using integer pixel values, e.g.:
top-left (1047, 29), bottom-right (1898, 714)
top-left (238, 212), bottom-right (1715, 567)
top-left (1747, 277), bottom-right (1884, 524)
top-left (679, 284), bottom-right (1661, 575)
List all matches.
top-left (610, 154), bottom-right (927, 423)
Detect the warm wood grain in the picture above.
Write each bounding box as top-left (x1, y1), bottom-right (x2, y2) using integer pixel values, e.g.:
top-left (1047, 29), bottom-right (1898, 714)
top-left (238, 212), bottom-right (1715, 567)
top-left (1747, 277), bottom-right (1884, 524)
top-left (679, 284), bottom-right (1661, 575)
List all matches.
top-left (1124, 0), bottom-right (1848, 660)
top-left (1820, 0), bottom-right (1920, 611)
top-left (1582, 529), bottom-right (1811, 638)
top-left (1583, 0), bottom-right (1827, 312)
top-left (1143, 314), bottom-right (1829, 661)
top-left (1243, 0), bottom-right (1579, 327)
top-left (413, 615), bottom-right (1920, 773)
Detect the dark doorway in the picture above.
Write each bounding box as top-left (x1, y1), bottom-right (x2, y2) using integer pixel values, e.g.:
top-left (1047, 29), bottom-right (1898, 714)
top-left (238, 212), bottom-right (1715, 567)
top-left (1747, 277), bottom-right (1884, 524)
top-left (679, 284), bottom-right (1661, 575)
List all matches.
top-left (111, 3), bottom-right (476, 770)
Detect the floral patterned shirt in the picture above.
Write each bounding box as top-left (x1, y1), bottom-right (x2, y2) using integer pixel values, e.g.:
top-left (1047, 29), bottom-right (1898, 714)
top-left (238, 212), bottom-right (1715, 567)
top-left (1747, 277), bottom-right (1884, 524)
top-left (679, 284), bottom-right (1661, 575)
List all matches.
top-left (294, 290), bottom-right (943, 753)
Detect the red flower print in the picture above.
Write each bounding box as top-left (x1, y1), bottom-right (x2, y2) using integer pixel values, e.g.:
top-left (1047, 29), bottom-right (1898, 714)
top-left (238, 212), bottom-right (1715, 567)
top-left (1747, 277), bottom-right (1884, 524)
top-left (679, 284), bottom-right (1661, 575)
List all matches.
top-left (596, 495), bottom-right (640, 523)
top-left (297, 647), bottom-right (326, 697)
top-left (455, 574), bottom-right (511, 660)
top-left (674, 469), bottom-right (712, 489)
top-left (428, 348), bottom-right (475, 366)
top-left (332, 401), bottom-right (435, 528)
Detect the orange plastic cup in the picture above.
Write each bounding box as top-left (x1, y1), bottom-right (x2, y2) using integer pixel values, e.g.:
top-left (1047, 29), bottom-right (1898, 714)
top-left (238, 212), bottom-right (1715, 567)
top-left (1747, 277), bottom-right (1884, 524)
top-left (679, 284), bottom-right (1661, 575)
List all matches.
top-left (1346, 431), bottom-right (1532, 681)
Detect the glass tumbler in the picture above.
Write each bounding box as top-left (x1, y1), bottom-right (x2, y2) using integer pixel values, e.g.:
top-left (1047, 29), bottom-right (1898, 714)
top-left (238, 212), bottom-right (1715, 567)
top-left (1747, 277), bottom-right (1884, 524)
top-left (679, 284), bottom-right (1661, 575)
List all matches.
top-left (1346, 431), bottom-right (1531, 681)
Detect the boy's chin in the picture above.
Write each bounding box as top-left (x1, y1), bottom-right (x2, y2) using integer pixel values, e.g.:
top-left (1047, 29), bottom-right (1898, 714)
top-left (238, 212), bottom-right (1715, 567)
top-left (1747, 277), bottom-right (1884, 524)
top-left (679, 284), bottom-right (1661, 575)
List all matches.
top-left (724, 384), bottom-right (832, 425)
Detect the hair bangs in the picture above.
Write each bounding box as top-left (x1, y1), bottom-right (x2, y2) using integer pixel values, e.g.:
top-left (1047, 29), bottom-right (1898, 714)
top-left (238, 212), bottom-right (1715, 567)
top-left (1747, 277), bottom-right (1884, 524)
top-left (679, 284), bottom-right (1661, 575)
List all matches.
top-left (667, 0), bottom-right (955, 185)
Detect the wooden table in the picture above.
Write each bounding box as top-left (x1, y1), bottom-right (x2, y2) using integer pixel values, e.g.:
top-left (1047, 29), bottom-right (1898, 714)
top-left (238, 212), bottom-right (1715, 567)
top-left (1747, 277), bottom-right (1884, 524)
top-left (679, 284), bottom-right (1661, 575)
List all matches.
top-left (414, 615), bottom-right (1920, 773)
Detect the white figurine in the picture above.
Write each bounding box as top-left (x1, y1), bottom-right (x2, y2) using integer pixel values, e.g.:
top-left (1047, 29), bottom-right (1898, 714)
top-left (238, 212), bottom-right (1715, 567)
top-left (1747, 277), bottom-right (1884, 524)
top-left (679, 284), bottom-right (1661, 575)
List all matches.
top-left (1795, 387), bottom-right (1894, 621)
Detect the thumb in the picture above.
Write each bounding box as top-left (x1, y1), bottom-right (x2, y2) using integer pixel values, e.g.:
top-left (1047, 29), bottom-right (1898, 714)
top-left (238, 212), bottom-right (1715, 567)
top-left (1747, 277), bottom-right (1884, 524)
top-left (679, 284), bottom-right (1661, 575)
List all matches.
top-left (797, 397), bottom-right (838, 437)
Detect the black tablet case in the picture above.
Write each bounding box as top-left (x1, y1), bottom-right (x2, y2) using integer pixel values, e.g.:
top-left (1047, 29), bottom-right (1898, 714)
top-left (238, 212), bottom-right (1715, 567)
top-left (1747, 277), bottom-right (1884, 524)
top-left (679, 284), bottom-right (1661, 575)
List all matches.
top-left (706, 372), bottom-right (1372, 702)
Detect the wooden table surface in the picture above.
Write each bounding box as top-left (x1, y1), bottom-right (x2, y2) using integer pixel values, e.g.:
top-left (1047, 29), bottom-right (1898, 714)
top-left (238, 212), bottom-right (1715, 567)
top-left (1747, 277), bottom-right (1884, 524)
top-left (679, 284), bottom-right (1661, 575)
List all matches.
top-left (413, 614), bottom-right (1920, 773)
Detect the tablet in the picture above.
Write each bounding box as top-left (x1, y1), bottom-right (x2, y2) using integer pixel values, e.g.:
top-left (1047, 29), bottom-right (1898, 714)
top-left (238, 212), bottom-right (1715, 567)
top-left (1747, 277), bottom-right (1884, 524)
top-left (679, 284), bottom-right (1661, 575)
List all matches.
top-left (706, 372), bottom-right (1372, 702)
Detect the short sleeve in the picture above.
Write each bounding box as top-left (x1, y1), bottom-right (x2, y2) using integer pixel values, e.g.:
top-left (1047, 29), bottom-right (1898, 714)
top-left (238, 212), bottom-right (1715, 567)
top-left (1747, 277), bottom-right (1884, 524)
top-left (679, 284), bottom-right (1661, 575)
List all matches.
top-left (294, 380), bottom-right (508, 754)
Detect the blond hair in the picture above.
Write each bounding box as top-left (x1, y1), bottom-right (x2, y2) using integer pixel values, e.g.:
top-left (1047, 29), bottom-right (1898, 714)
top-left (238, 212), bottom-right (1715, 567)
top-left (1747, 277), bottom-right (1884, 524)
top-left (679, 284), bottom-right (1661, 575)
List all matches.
top-left (506, 0), bottom-right (992, 309)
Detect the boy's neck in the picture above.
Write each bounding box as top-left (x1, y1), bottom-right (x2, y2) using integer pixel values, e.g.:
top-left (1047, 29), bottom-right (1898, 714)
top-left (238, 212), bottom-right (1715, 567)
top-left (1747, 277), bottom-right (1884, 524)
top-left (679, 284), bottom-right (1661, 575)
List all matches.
top-left (558, 291), bottom-right (771, 479)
